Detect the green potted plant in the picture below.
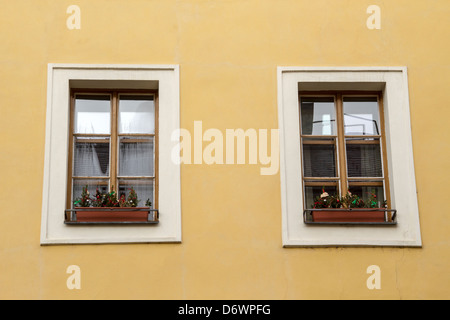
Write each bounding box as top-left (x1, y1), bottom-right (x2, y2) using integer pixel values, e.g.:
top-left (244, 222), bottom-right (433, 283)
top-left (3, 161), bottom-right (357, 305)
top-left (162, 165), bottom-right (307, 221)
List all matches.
top-left (309, 189), bottom-right (390, 223)
top-left (66, 186), bottom-right (157, 224)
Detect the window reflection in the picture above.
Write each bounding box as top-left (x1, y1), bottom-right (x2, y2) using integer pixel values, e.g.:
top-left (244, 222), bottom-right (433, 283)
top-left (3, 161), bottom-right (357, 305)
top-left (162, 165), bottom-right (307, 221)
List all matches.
top-left (343, 97), bottom-right (380, 135)
top-left (301, 97), bottom-right (336, 135)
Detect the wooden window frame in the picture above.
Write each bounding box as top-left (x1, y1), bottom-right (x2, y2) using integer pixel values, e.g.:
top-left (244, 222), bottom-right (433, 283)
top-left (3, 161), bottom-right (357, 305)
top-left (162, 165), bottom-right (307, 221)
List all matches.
top-left (67, 88), bottom-right (159, 210)
top-left (299, 91), bottom-right (391, 209)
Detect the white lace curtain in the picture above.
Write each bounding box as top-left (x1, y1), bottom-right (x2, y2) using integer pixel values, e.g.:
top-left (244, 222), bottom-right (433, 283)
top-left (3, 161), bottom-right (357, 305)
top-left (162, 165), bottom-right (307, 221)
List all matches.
top-left (74, 143), bottom-right (107, 177)
top-left (74, 141), bottom-right (153, 177)
top-left (119, 141), bottom-right (153, 177)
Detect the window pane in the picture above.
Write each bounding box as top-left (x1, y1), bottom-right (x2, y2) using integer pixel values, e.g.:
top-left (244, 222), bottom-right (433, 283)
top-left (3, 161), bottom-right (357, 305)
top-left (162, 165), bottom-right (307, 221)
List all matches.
top-left (74, 95), bottom-right (111, 134)
top-left (72, 179), bottom-right (109, 207)
top-left (304, 185), bottom-right (339, 209)
top-left (119, 137), bottom-right (154, 177)
top-left (348, 185), bottom-right (385, 207)
top-left (343, 97), bottom-right (380, 135)
top-left (346, 140), bottom-right (382, 177)
top-left (73, 137), bottom-right (110, 177)
top-left (118, 179), bottom-right (154, 208)
top-left (300, 97), bottom-right (336, 135)
top-left (303, 142), bottom-right (337, 177)
top-left (119, 95), bottom-right (155, 134)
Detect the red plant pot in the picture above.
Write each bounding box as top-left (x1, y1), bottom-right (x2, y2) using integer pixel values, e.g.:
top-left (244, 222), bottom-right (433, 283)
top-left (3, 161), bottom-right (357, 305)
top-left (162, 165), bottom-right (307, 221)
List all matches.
top-left (311, 209), bottom-right (386, 223)
top-left (72, 207), bottom-right (152, 223)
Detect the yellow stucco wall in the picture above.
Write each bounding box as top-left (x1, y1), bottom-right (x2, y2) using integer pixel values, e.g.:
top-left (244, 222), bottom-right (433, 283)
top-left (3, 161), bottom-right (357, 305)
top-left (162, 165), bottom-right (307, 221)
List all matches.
top-left (0, 0), bottom-right (449, 299)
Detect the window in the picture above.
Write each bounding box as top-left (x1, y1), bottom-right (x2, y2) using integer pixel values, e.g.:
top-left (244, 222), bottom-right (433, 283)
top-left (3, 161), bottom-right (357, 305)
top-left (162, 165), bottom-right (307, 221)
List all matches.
top-left (277, 67), bottom-right (422, 247)
top-left (41, 64), bottom-right (181, 245)
top-left (68, 91), bottom-right (158, 213)
top-left (300, 93), bottom-right (391, 219)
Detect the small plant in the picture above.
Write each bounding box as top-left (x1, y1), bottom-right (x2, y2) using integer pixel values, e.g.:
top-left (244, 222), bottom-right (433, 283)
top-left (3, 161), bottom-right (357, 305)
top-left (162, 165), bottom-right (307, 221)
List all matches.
top-left (73, 186), bottom-right (92, 207)
top-left (104, 189), bottom-right (119, 207)
top-left (74, 186), bottom-right (146, 208)
top-left (340, 191), bottom-right (365, 209)
top-left (312, 188), bottom-right (385, 209)
top-left (313, 189), bottom-right (341, 209)
top-left (118, 194), bottom-right (128, 207)
top-left (92, 188), bottom-right (104, 207)
top-left (127, 187), bottom-right (140, 207)
top-left (365, 191), bottom-right (387, 208)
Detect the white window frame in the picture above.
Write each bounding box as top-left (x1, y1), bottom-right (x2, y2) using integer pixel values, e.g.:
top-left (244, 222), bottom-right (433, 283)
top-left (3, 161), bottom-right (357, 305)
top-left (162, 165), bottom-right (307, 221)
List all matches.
top-left (278, 66), bottom-right (422, 247)
top-left (40, 64), bottom-right (181, 245)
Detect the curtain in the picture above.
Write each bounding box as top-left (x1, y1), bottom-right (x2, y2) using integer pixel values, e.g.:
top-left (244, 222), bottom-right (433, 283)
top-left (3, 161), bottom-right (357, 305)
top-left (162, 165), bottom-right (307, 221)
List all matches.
top-left (74, 143), bottom-right (107, 177)
top-left (119, 140), bottom-right (153, 177)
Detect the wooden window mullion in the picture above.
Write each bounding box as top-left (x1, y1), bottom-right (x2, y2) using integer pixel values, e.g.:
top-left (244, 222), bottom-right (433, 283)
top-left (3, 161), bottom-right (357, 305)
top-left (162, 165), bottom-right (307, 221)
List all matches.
top-left (335, 94), bottom-right (348, 196)
top-left (110, 93), bottom-right (118, 192)
top-left (66, 93), bottom-right (75, 209)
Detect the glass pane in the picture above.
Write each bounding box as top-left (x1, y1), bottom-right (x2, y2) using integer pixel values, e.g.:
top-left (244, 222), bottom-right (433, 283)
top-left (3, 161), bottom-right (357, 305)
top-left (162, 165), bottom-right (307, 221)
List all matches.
top-left (343, 97), bottom-right (380, 135)
top-left (74, 95), bottom-right (111, 134)
top-left (119, 95), bottom-right (155, 134)
top-left (300, 97), bottom-right (336, 135)
top-left (119, 137), bottom-right (154, 177)
top-left (118, 179), bottom-right (154, 208)
top-left (348, 185), bottom-right (385, 208)
top-left (304, 185), bottom-right (339, 209)
top-left (346, 140), bottom-right (382, 177)
top-left (73, 137), bottom-right (110, 177)
top-left (72, 179), bottom-right (109, 207)
top-left (302, 142), bottom-right (336, 177)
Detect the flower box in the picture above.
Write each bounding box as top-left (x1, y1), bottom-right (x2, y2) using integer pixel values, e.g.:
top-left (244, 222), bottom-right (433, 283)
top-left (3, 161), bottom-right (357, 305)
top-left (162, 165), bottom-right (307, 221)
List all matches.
top-left (303, 208), bottom-right (397, 225)
top-left (312, 208), bottom-right (385, 223)
top-left (65, 207), bottom-right (159, 224)
top-left (304, 190), bottom-right (397, 225)
top-left (66, 185), bottom-right (158, 224)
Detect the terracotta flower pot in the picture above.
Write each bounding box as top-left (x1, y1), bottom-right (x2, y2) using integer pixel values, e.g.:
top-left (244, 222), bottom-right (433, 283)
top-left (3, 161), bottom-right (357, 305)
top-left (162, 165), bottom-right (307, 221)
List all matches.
top-left (69, 207), bottom-right (154, 223)
top-left (311, 208), bottom-right (386, 223)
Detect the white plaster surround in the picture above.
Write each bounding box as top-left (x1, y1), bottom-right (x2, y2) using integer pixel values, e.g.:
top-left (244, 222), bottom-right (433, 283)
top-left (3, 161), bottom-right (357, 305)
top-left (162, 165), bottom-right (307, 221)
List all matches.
top-left (277, 66), bottom-right (422, 247)
top-left (40, 64), bottom-right (181, 245)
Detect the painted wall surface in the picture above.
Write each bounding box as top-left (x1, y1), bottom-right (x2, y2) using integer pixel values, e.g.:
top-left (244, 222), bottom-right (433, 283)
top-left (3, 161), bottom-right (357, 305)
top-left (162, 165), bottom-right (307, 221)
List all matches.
top-left (0, 0), bottom-right (449, 299)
